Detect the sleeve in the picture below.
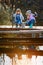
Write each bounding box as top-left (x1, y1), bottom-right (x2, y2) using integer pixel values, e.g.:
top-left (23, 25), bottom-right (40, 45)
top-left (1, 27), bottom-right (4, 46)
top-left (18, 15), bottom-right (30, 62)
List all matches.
top-left (20, 13), bottom-right (24, 20)
top-left (34, 12), bottom-right (38, 17)
top-left (32, 13), bottom-right (35, 17)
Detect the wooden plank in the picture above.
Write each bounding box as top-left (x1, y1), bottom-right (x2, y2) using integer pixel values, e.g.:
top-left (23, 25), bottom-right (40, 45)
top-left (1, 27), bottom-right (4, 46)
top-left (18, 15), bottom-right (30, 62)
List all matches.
top-left (0, 38), bottom-right (43, 46)
top-left (0, 28), bottom-right (40, 30)
top-left (0, 30), bottom-right (43, 34)
top-left (0, 41), bottom-right (43, 46)
top-left (0, 48), bottom-right (43, 56)
top-left (0, 26), bottom-right (43, 29)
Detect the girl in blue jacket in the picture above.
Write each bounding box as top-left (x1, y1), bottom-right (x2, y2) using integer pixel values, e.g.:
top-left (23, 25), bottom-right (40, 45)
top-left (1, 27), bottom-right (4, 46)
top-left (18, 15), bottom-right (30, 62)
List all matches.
top-left (12, 8), bottom-right (24, 27)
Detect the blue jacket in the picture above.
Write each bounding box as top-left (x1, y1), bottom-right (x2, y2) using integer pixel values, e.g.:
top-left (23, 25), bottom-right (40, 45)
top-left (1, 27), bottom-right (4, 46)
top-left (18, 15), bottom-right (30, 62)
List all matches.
top-left (12, 13), bottom-right (24, 24)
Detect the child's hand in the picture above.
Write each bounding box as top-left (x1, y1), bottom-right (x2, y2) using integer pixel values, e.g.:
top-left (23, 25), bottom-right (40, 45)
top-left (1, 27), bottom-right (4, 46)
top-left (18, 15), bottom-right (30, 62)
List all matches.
top-left (27, 15), bottom-right (30, 20)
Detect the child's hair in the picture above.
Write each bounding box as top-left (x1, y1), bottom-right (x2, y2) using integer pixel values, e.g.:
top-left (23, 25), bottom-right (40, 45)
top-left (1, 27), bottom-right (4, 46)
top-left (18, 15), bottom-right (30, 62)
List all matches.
top-left (26, 10), bottom-right (32, 15)
top-left (16, 8), bottom-right (21, 13)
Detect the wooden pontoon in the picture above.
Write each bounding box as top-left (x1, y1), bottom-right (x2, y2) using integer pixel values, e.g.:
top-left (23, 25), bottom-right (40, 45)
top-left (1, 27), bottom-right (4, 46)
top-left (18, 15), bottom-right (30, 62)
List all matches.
top-left (0, 26), bottom-right (43, 57)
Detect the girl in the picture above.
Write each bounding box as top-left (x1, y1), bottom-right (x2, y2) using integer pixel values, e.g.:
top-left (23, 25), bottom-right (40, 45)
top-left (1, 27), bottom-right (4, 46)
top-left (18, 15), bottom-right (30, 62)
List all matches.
top-left (26, 10), bottom-right (37, 28)
top-left (12, 8), bottom-right (24, 27)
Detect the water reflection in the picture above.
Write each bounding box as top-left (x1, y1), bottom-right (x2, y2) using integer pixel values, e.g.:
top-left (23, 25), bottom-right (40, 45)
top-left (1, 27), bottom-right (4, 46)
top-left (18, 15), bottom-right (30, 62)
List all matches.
top-left (0, 54), bottom-right (43, 65)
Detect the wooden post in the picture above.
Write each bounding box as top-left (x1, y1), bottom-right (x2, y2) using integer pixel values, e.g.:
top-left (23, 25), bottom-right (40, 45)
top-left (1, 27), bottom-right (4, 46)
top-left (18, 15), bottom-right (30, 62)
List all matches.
top-left (3, 53), bottom-right (5, 65)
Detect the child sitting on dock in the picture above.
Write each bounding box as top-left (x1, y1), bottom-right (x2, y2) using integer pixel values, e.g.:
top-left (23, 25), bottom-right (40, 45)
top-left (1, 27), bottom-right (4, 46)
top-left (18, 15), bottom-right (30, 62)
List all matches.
top-left (25, 10), bottom-right (37, 28)
top-left (12, 8), bottom-right (24, 27)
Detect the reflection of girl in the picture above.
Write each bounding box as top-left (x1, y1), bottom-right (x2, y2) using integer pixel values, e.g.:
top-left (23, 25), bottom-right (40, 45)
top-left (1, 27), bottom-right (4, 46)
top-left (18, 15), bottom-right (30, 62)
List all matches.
top-left (12, 8), bottom-right (24, 27)
top-left (26, 10), bottom-right (37, 28)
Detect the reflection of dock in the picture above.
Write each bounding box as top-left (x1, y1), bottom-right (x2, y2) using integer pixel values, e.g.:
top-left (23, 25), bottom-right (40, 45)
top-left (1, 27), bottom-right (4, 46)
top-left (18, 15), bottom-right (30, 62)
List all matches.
top-left (0, 38), bottom-right (43, 56)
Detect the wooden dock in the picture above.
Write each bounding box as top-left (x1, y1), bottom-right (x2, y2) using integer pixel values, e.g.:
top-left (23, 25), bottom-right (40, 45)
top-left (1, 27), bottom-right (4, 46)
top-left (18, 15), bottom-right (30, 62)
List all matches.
top-left (0, 26), bottom-right (43, 57)
top-left (0, 26), bottom-right (43, 38)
